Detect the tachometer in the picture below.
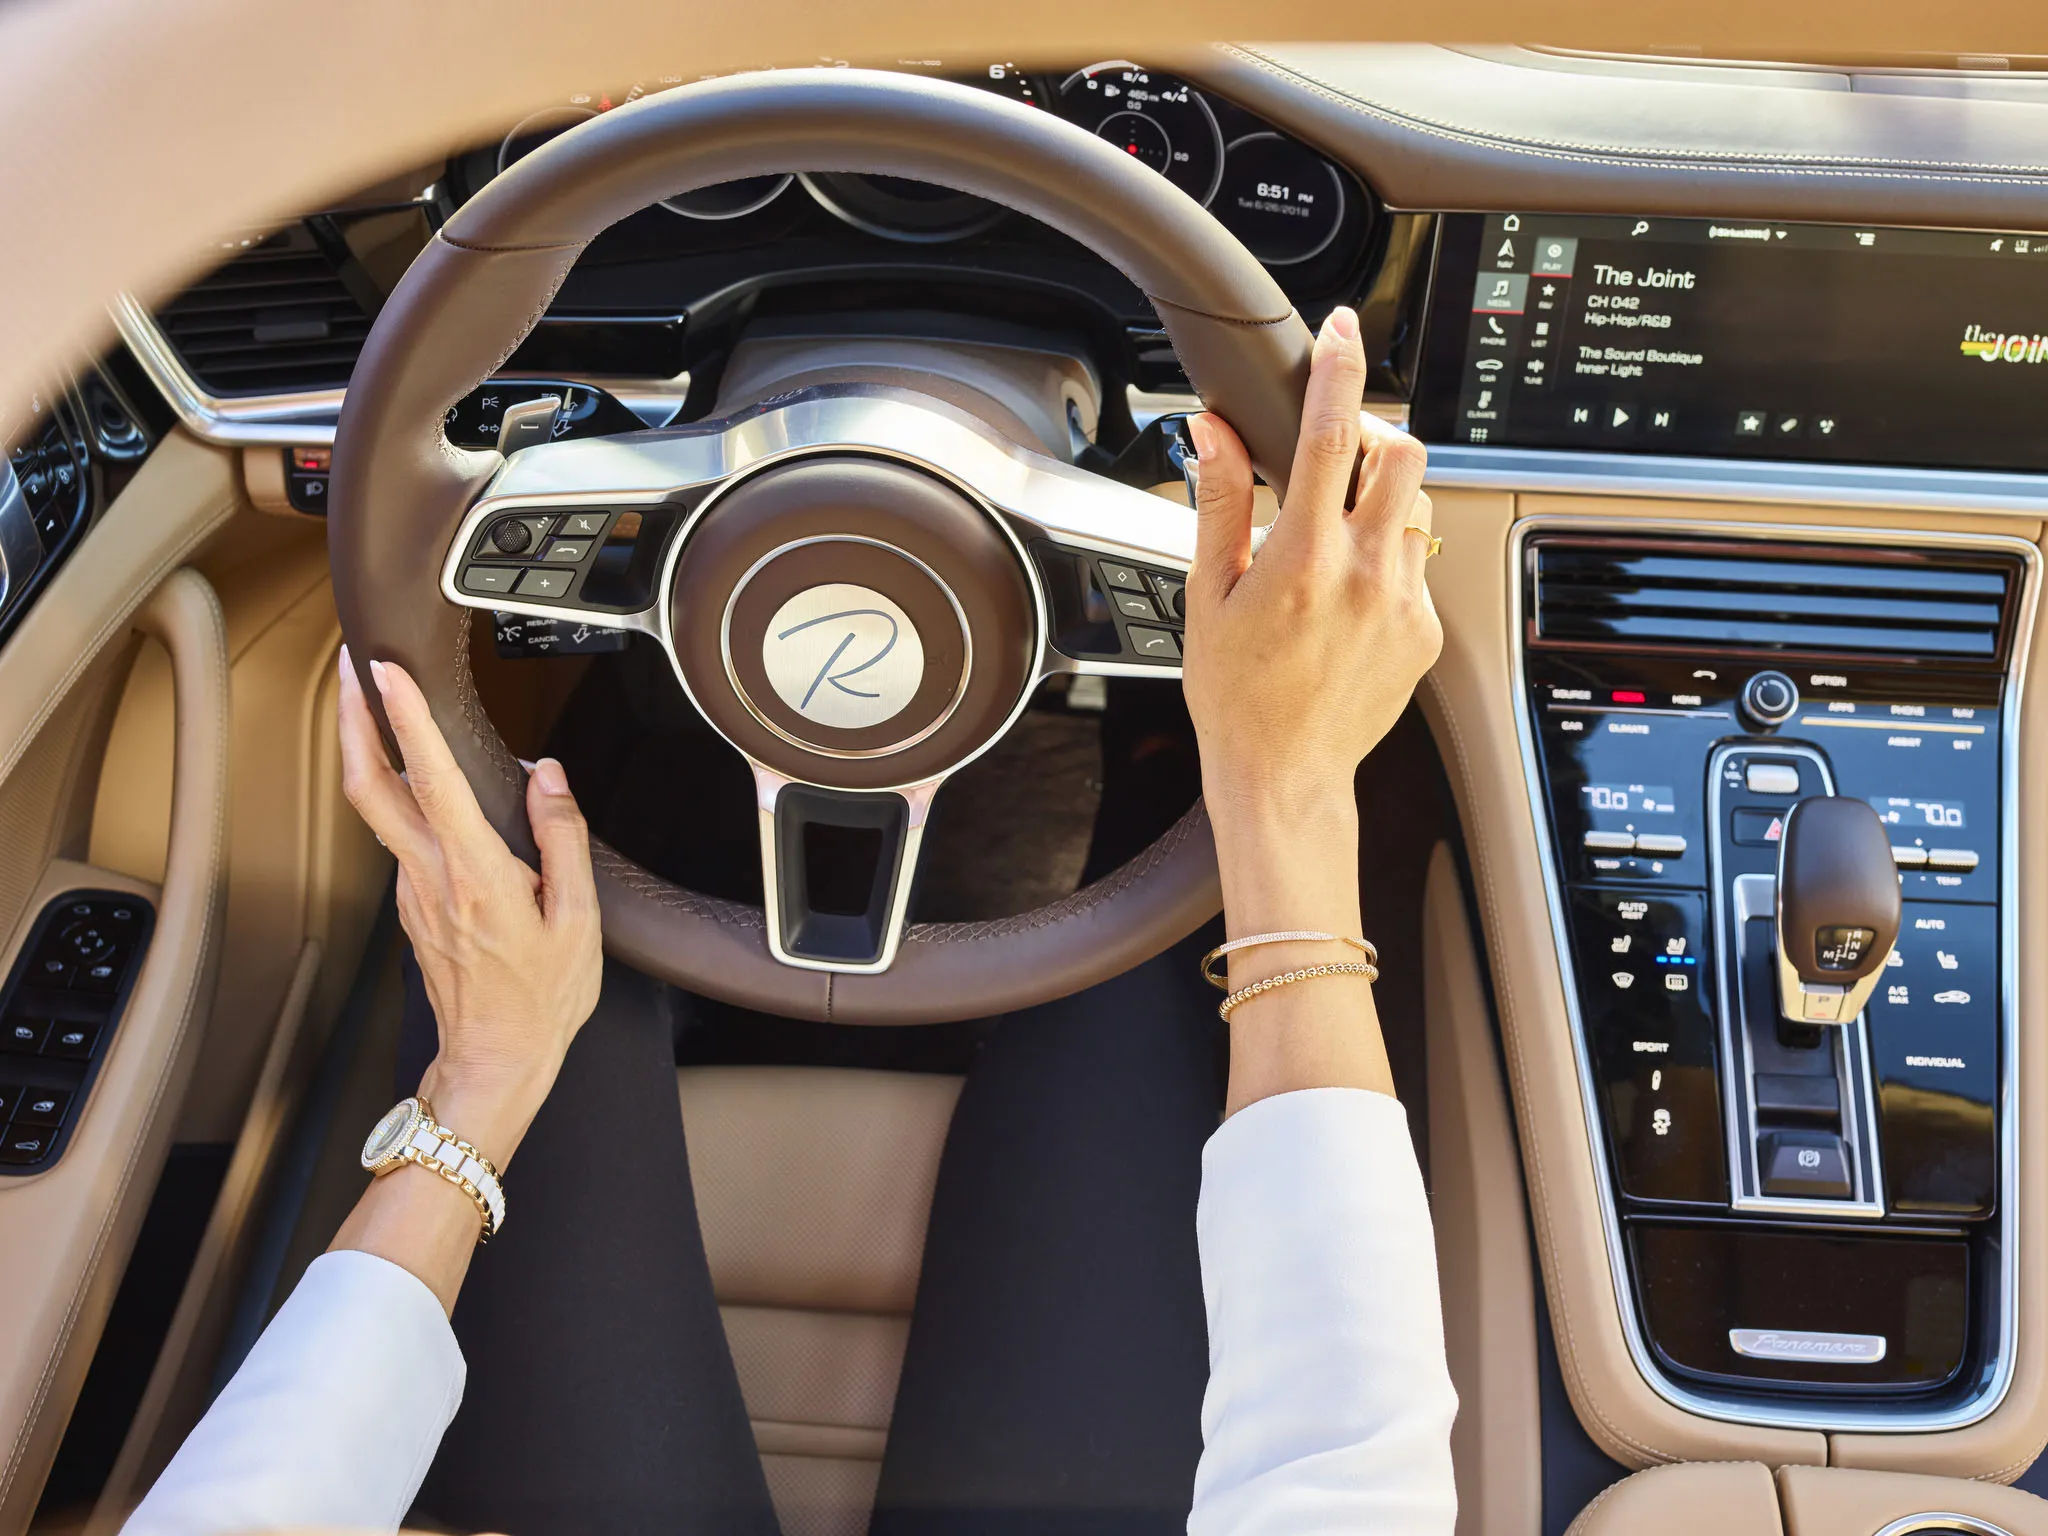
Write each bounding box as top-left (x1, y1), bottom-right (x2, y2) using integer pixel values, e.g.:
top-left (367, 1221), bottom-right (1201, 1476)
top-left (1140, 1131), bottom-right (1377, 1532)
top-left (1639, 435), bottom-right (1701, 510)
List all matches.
top-left (1212, 133), bottom-right (1346, 265)
top-left (1056, 64), bottom-right (1223, 205)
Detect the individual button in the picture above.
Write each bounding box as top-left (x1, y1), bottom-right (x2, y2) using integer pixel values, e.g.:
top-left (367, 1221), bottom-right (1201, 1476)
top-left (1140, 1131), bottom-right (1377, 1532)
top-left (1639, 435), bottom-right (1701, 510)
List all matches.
top-left (488, 517), bottom-right (538, 555)
top-left (540, 539), bottom-right (591, 564)
top-left (1111, 591), bottom-right (1159, 621)
top-left (0, 1128), bottom-right (52, 1165)
top-left (460, 566), bottom-right (517, 595)
top-left (1759, 1130), bottom-right (1853, 1199)
top-left (1731, 808), bottom-right (1787, 847)
top-left (1926, 848), bottom-right (1980, 872)
top-left (1098, 561), bottom-right (1146, 593)
top-left (1150, 575), bottom-right (1186, 620)
top-left (1583, 831), bottom-right (1637, 852)
top-left (28, 954), bottom-right (73, 987)
top-left (3, 1019), bottom-right (50, 1055)
top-left (1891, 846), bottom-right (1929, 869)
top-left (1634, 834), bottom-right (1688, 856)
top-left (1745, 762), bottom-right (1802, 795)
top-left (1126, 627), bottom-right (1181, 661)
top-left (73, 959), bottom-right (120, 994)
top-left (14, 1088), bottom-right (70, 1126)
top-left (1738, 673), bottom-right (1800, 729)
top-left (559, 512), bottom-right (609, 539)
top-left (514, 568), bottom-right (573, 599)
top-left (46, 1023), bottom-right (99, 1061)
top-left (1753, 1072), bottom-right (1842, 1127)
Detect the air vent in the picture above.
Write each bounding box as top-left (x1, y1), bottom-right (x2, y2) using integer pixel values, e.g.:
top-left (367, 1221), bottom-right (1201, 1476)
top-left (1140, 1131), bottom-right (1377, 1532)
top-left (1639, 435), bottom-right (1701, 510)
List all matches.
top-left (155, 224), bottom-right (371, 396)
top-left (1531, 540), bottom-right (2016, 662)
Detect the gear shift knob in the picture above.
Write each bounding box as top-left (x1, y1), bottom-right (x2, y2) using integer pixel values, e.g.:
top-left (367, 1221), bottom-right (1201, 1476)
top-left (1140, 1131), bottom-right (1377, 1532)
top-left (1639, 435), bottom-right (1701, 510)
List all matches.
top-left (1776, 795), bottom-right (1901, 1026)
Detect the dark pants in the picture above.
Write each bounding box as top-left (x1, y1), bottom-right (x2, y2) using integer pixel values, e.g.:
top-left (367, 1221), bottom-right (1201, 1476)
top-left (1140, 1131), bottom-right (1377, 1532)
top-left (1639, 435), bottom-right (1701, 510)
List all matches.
top-left (399, 939), bottom-right (1224, 1536)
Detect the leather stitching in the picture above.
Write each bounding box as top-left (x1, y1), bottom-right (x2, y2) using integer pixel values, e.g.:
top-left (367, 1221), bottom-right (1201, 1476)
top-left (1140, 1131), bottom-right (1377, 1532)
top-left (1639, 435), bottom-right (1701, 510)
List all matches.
top-left (1226, 46), bottom-right (2048, 185)
top-left (1149, 294), bottom-right (1297, 329)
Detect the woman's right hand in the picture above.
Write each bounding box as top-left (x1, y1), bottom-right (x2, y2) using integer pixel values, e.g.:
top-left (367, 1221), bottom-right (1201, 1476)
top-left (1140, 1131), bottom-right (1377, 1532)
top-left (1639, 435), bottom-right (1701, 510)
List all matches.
top-left (1181, 305), bottom-right (1443, 836)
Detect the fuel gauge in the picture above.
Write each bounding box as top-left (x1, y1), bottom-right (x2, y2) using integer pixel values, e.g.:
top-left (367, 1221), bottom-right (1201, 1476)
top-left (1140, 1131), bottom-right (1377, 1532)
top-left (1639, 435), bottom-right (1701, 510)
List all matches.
top-left (1057, 64), bottom-right (1223, 205)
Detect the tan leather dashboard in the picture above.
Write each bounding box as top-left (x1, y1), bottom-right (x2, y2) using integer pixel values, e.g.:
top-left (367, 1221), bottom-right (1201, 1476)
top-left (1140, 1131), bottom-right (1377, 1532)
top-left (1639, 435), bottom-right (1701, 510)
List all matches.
top-left (1420, 487), bottom-right (2048, 1479)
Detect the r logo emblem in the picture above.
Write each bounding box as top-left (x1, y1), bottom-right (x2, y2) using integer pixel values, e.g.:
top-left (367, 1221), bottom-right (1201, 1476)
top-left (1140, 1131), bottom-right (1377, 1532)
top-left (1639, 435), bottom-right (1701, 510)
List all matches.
top-left (761, 584), bottom-right (926, 732)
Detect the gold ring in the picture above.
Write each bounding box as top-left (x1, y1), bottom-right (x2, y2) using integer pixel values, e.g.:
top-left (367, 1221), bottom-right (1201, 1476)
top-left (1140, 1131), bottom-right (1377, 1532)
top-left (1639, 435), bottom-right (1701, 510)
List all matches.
top-left (1404, 525), bottom-right (1443, 558)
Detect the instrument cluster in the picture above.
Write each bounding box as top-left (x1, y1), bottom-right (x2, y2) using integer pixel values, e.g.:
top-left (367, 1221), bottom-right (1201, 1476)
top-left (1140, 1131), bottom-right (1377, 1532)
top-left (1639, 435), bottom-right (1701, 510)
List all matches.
top-left (458, 61), bottom-right (1362, 272)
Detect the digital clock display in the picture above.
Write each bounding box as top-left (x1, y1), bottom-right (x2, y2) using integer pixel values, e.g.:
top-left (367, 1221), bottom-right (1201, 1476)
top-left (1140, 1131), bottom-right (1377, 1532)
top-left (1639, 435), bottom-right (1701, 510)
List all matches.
top-left (1580, 783), bottom-right (1677, 814)
top-left (1868, 795), bottom-right (1967, 830)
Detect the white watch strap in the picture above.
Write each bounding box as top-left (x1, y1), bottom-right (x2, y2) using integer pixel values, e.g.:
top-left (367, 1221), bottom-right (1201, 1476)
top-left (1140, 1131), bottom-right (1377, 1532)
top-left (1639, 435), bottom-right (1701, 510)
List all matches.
top-left (407, 1124), bottom-right (507, 1235)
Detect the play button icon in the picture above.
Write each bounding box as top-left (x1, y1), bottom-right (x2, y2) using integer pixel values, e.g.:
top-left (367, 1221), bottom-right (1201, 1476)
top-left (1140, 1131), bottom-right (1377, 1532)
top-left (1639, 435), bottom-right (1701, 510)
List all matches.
top-left (1606, 403), bottom-right (1637, 434)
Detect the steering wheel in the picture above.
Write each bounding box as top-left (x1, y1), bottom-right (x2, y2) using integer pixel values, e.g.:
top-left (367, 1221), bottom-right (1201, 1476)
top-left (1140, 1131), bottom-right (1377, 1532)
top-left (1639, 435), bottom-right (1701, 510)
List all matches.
top-left (330, 68), bottom-right (1311, 1025)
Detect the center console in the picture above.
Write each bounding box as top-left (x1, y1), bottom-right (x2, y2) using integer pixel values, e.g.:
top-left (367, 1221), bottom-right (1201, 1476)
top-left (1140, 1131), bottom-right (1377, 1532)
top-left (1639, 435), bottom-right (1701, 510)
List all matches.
top-left (1514, 520), bottom-right (2036, 1429)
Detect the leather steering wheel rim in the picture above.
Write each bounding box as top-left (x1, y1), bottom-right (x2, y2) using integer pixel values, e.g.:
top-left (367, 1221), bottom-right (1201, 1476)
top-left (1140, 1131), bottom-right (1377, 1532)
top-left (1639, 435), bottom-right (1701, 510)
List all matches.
top-left (329, 68), bottom-right (1313, 1025)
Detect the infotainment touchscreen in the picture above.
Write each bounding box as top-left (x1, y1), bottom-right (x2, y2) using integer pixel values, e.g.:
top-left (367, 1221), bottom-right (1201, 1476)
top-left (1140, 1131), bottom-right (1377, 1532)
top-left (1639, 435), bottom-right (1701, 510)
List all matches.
top-left (1410, 213), bottom-right (2048, 473)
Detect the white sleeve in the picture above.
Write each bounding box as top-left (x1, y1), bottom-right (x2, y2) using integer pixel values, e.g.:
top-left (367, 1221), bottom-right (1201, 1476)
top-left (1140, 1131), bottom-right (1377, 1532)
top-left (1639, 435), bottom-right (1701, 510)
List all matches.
top-left (122, 1249), bottom-right (465, 1536)
top-left (1191, 1087), bottom-right (1458, 1536)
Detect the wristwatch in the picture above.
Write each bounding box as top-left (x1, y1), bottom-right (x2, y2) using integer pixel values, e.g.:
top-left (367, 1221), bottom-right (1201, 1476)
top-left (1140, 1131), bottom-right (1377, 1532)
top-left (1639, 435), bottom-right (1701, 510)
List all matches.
top-left (361, 1096), bottom-right (506, 1239)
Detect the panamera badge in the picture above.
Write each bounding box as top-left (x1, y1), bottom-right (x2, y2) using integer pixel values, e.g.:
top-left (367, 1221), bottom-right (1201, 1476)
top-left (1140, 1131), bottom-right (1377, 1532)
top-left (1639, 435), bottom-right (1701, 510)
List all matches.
top-left (762, 584), bottom-right (926, 731)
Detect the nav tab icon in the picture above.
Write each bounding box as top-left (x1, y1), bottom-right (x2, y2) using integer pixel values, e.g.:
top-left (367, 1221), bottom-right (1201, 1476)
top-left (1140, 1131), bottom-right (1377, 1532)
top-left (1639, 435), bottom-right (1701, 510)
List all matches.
top-left (1991, 237), bottom-right (2006, 251)
top-left (1502, 214), bottom-right (1522, 231)
top-left (1497, 238), bottom-right (1516, 261)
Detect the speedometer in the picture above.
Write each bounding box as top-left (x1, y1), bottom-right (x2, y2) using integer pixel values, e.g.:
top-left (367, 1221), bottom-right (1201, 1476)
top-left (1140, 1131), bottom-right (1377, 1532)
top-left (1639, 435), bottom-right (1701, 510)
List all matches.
top-left (1057, 64), bottom-right (1223, 205)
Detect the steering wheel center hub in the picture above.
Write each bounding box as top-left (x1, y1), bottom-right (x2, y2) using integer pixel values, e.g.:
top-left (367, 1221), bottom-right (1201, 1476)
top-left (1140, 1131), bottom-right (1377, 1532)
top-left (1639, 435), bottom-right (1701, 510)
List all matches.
top-left (669, 452), bottom-right (1034, 787)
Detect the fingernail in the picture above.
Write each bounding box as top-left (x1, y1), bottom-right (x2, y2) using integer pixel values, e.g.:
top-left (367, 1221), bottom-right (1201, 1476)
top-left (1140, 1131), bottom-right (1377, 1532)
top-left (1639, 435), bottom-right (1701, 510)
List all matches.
top-left (338, 643), bottom-right (352, 684)
top-left (1186, 413), bottom-right (1216, 460)
top-left (1327, 305), bottom-right (1359, 340)
top-left (369, 659), bottom-right (390, 695)
top-left (533, 758), bottom-right (570, 796)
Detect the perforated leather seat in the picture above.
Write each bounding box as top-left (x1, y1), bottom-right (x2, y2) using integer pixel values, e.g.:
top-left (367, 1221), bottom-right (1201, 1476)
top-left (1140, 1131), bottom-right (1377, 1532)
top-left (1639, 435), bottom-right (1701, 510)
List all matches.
top-left (679, 1065), bottom-right (963, 1536)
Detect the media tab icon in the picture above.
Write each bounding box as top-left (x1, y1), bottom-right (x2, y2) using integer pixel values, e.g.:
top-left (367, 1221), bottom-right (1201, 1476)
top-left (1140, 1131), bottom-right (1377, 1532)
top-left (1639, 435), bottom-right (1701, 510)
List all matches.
top-left (1532, 236), bottom-right (1578, 277)
top-left (1472, 272), bottom-right (1530, 314)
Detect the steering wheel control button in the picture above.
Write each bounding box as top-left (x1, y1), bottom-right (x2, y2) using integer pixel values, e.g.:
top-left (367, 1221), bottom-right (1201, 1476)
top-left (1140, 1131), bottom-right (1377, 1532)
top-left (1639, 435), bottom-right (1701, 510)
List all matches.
top-left (1098, 560), bottom-right (1146, 592)
top-left (1740, 670), bottom-right (1800, 729)
top-left (1111, 591), bottom-right (1159, 621)
top-left (1583, 831), bottom-right (1637, 852)
top-left (514, 568), bottom-right (573, 599)
top-left (559, 512), bottom-right (609, 539)
top-left (1745, 761), bottom-right (1803, 795)
top-left (540, 539), bottom-right (591, 564)
top-left (761, 584), bottom-right (926, 732)
top-left (1126, 627), bottom-right (1181, 661)
top-left (461, 566), bottom-right (517, 595)
top-left (1758, 1130), bottom-right (1853, 1199)
top-left (488, 517), bottom-right (539, 555)
top-left (1151, 575), bottom-right (1186, 619)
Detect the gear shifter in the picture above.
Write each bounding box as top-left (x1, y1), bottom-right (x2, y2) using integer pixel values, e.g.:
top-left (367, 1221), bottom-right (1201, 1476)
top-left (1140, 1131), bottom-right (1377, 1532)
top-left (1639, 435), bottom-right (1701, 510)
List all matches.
top-left (1775, 795), bottom-right (1901, 1032)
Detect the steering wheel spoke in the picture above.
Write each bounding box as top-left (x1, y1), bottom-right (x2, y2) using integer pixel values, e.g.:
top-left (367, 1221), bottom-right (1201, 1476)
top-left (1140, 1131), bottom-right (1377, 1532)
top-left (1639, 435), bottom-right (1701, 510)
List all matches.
top-left (751, 762), bottom-right (937, 972)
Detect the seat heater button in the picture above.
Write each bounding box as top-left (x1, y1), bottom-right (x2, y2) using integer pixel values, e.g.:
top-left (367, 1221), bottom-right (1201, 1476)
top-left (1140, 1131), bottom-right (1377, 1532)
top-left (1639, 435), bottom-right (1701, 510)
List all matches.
top-left (15, 1088), bottom-right (70, 1126)
top-left (1745, 762), bottom-right (1802, 795)
top-left (1098, 561), bottom-right (1146, 593)
top-left (1634, 834), bottom-right (1688, 856)
top-left (460, 566), bottom-right (517, 595)
top-left (1759, 1131), bottom-right (1853, 1199)
top-left (1111, 591), bottom-right (1159, 621)
top-left (1891, 846), bottom-right (1929, 868)
top-left (1926, 848), bottom-right (1980, 872)
top-left (1126, 627), bottom-right (1181, 661)
top-left (3, 1020), bottom-right (51, 1055)
top-left (1583, 831), bottom-right (1636, 852)
top-left (514, 568), bottom-right (573, 599)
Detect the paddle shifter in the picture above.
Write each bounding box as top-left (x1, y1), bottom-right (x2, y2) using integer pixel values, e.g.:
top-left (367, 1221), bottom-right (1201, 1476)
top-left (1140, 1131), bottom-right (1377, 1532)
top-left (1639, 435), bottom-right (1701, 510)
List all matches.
top-left (1775, 795), bottom-right (1901, 1032)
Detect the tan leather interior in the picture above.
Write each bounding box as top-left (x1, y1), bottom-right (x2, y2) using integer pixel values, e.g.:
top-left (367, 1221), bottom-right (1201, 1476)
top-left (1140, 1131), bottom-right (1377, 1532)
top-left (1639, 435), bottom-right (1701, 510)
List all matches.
top-left (1567, 1461), bottom-right (2048, 1535)
top-left (680, 1065), bottom-right (962, 1536)
top-left (1422, 841), bottom-right (1542, 1536)
top-left (1564, 1460), bottom-right (1785, 1536)
top-left (0, 565), bottom-right (230, 1531)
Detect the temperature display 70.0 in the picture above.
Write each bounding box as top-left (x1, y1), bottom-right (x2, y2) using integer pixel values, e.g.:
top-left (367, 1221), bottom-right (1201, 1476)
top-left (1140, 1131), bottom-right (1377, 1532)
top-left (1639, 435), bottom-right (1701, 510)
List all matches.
top-left (1581, 783), bottom-right (1678, 814)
